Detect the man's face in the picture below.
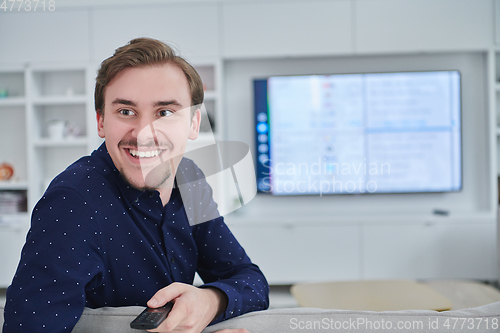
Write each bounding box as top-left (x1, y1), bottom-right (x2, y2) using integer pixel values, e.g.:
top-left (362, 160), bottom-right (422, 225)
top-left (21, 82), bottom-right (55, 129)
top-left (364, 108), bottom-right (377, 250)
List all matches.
top-left (97, 64), bottom-right (201, 191)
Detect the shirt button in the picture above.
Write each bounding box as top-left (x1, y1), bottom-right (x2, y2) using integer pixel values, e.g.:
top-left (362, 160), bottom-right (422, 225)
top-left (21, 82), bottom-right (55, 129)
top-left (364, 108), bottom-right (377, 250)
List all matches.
top-left (170, 258), bottom-right (175, 264)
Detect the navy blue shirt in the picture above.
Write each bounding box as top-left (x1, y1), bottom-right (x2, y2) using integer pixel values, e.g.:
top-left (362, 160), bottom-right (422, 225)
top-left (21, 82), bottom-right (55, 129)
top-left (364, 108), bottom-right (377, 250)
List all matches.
top-left (3, 143), bottom-right (269, 332)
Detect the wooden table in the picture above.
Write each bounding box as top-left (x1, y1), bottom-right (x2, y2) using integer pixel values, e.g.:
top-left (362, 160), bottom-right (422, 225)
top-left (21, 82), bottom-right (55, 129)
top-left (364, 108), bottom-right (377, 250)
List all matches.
top-left (291, 280), bottom-right (455, 311)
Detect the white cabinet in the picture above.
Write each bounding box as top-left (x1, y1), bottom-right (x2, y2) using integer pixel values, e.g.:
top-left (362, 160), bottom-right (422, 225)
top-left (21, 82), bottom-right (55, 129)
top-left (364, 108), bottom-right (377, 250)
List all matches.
top-left (90, 3), bottom-right (220, 62)
top-left (221, 0), bottom-right (353, 58)
top-left (363, 223), bottom-right (498, 280)
top-left (355, 0), bottom-right (493, 54)
top-left (228, 224), bottom-right (361, 284)
top-left (228, 221), bottom-right (498, 284)
top-left (0, 224), bottom-right (29, 287)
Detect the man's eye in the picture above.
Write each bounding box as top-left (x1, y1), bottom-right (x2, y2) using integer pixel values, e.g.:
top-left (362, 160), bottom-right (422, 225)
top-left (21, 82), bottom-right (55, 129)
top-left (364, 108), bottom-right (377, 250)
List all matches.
top-left (159, 110), bottom-right (174, 117)
top-left (119, 109), bottom-right (135, 116)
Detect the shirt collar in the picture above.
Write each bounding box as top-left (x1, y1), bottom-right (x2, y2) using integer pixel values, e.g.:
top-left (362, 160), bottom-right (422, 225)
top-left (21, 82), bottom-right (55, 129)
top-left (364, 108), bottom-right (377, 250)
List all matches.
top-left (92, 142), bottom-right (157, 205)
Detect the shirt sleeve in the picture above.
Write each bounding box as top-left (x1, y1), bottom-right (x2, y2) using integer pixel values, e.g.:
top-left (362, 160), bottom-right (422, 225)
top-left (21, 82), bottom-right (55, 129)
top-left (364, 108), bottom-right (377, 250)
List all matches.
top-left (177, 157), bottom-right (269, 324)
top-left (2, 186), bottom-right (104, 333)
top-left (193, 217), bottom-right (270, 324)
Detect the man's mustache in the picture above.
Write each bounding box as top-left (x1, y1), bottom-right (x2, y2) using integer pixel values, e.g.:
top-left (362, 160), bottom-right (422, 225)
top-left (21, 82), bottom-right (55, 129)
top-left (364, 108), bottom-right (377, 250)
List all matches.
top-left (118, 138), bottom-right (174, 151)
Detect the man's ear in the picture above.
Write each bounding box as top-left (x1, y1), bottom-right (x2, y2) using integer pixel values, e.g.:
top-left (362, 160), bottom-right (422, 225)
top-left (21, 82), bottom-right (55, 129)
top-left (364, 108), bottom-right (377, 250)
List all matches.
top-left (188, 108), bottom-right (201, 140)
top-left (96, 111), bottom-right (105, 138)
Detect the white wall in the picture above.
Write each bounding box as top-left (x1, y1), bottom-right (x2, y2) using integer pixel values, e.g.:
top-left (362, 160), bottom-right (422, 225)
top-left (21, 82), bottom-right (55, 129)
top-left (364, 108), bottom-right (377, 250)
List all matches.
top-left (0, 0), bottom-right (497, 283)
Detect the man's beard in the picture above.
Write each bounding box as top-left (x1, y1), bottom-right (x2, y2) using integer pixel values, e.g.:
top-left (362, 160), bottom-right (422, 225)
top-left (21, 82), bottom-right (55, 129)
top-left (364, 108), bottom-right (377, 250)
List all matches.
top-left (119, 162), bottom-right (172, 192)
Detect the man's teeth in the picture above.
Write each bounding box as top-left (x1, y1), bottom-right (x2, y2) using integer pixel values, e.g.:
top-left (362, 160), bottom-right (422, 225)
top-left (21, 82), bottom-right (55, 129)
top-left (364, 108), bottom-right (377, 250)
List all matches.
top-left (129, 149), bottom-right (162, 158)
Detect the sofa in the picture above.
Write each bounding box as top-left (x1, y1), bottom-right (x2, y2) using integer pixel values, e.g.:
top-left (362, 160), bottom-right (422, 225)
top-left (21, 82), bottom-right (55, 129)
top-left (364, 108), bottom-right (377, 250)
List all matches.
top-left (1, 301), bottom-right (498, 332)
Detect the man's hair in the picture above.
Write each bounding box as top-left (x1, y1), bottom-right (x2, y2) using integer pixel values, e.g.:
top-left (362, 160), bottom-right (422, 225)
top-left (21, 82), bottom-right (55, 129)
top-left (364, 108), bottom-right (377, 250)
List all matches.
top-left (94, 37), bottom-right (204, 116)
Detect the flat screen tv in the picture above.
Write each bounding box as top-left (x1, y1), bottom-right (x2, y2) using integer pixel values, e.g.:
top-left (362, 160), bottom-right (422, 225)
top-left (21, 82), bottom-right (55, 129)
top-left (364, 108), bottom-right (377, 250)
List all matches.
top-left (254, 71), bottom-right (462, 195)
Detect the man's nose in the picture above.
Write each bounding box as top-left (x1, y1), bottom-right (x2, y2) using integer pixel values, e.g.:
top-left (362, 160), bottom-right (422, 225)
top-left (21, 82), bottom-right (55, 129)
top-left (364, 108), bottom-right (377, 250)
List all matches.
top-left (132, 115), bottom-right (157, 144)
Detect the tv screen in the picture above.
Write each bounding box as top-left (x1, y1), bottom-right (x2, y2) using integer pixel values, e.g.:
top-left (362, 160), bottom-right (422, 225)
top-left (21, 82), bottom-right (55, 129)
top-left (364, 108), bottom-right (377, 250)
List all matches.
top-left (254, 71), bottom-right (462, 195)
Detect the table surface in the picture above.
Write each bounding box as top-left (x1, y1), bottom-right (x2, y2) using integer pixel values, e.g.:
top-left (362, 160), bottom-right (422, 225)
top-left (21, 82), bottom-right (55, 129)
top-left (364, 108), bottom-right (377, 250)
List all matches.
top-left (291, 280), bottom-right (454, 311)
top-left (425, 280), bottom-right (500, 310)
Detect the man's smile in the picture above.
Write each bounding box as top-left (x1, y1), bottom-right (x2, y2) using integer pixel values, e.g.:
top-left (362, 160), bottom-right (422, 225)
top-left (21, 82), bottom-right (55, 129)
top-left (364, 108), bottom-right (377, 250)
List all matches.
top-left (128, 148), bottom-right (165, 159)
top-left (119, 137), bottom-right (174, 163)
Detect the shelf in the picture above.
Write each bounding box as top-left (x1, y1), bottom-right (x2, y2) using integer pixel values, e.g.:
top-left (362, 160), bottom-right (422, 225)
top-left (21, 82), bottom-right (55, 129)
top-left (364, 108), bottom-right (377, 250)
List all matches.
top-left (33, 95), bottom-right (87, 105)
top-left (31, 69), bottom-right (86, 99)
top-left (0, 180), bottom-right (28, 190)
top-left (33, 137), bottom-right (88, 147)
top-left (0, 71), bottom-right (25, 100)
top-left (0, 97), bottom-right (25, 107)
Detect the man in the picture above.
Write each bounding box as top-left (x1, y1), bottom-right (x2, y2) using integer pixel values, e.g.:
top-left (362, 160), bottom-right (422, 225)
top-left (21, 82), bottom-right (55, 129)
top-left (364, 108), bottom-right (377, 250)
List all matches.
top-left (3, 38), bottom-right (269, 332)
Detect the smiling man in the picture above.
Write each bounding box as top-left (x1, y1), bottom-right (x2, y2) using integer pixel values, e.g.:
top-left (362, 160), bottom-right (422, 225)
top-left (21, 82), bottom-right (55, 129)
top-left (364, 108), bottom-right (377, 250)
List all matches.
top-left (98, 63), bottom-right (196, 204)
top-left (3, 38), bottom-right (269, 333)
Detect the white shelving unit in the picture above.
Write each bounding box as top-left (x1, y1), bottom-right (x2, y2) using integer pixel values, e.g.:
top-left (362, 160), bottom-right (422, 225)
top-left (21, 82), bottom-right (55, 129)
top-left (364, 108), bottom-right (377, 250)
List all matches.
top-left (0, 66), bottom-right (29, 205)
top-left (0, 64), bottom-right (97, 286)
top-left (188, 59), bottom-right (235, 215)
top-left (0, 66), bottom-right (30, 286)
top-left (0, 59), bottom-right (224, 287)
top-left (189, 59), bottom-right (223, 146)
top-left (0, 67), bottom-right (28, 189)
top-left (25, 65), bottom-right (94, 207)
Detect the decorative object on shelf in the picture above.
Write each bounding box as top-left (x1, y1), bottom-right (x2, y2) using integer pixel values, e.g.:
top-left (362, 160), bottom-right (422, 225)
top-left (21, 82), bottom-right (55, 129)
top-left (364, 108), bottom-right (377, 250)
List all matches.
top-left (0, 88), bottom-right (8, 98)
top-left (64, 121), bottom-right (81, 138)
top-left (0, 190), bottom-right (27, 214)
top-left (46, 119), bottom-right (66, 140)
top-left (46, 119), bottom-right (82, 140)
top-left (0, 163), bottom-right (14, 181)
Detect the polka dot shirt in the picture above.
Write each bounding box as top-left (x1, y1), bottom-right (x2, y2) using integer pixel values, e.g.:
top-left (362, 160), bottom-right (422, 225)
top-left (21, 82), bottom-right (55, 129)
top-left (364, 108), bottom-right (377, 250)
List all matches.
top-left (2, 143), bottom-right (269, 332)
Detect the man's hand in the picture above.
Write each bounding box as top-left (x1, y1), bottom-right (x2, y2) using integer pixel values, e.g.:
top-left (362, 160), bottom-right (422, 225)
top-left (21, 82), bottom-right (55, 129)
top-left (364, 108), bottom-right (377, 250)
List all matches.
top-left (146, 282), bottom-right (228, 333)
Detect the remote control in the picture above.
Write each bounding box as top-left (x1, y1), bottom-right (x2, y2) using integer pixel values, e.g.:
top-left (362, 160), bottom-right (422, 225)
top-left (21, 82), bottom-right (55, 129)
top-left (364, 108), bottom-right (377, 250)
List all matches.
top-left (130, 302), bottom-right (173, 330)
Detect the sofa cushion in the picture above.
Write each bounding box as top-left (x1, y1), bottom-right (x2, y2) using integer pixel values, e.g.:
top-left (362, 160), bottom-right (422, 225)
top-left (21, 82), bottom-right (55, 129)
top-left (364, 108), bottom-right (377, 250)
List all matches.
top-left (206, 302), bottom-right (500, 333)
top-left (1, 302), bottom-right (499, 332)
